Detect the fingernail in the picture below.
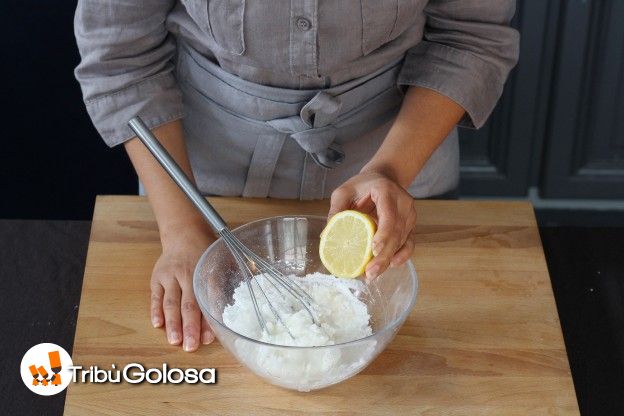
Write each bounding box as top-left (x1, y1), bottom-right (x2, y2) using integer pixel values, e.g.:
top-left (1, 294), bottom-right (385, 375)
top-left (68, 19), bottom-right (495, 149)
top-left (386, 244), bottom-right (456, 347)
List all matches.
top-left (183, 335), bottom-right (197, 352)
top-left (372, 242), bottom-right (383, 257)
top-left (366, 265), bottom-right (380, 280)
top-left (168, 331), bottom-right (181, 345)
top-left (152, 317), bottom-right (162, 328)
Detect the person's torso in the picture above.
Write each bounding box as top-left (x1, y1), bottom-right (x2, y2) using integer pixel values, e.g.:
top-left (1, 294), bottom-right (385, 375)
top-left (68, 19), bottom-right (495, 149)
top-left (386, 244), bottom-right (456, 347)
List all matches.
top-left (167, 0), bottom-right (427, 89)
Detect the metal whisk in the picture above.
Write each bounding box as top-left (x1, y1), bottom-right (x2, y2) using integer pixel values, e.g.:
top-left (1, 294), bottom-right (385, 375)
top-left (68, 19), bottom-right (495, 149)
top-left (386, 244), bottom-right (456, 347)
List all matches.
top-left (129, 116), bottom-right (317, 339)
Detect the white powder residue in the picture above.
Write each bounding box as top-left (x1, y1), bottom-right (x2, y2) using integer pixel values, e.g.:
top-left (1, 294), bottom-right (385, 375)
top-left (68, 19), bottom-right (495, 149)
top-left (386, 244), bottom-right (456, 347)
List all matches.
top-left (222, 272), bottom-right (372, 347)
top-left (221, 272), bottom-right (377, 391)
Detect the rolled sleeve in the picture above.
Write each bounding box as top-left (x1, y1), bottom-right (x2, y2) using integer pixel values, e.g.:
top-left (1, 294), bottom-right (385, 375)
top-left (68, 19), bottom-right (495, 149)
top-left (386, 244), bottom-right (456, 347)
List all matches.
top-left (398, 1), bottom-right (520, 129)
top-left (74, 0), bottom-right (183, 147)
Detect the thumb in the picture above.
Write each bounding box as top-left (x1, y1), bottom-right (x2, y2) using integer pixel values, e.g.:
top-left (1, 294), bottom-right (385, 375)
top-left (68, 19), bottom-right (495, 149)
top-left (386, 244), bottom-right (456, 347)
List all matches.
top-left (328, 187), bottom-right (353, 220)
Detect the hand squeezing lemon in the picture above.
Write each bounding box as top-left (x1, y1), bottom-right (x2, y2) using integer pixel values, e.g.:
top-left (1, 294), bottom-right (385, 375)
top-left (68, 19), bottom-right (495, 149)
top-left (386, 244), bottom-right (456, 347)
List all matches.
top-left (319, 210), bottom-right (376, 278)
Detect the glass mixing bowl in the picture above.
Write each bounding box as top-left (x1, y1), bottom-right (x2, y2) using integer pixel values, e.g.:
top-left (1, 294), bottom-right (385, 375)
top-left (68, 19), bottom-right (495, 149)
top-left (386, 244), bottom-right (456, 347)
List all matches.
top-left (193, 215), bottom-right (418, 391)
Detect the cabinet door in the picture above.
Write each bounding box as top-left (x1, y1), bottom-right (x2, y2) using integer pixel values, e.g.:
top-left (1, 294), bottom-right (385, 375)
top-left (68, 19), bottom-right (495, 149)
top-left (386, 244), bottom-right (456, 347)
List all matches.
top-left (459, 0), bottom-right (551, 196)
top-left (541, 0), bottom-right (624, 198)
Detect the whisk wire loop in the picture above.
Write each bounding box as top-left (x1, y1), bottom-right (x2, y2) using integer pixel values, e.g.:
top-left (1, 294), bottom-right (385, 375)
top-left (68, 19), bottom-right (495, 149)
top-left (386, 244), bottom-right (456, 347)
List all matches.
top-left (220, 229), bottom-right (319, 336)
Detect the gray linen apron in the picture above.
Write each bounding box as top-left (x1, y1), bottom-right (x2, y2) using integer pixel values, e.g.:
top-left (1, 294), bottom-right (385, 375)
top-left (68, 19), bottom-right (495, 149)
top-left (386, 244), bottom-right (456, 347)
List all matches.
top-left (172, 43), bottom-right (459, 200)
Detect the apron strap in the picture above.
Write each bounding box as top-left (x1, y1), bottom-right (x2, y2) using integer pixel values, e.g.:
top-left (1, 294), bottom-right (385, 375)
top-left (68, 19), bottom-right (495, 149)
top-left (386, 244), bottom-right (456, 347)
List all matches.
top-left (242, 133), bottom-right (287, 198)
top-left (300, 153), bottom-right (328, 200)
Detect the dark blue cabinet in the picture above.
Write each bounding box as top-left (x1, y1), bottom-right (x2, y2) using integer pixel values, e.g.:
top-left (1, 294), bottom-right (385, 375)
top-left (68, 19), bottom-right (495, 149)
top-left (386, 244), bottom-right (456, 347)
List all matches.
top-left (542, 0), bottom-right (624, 198)
top-left (459, 0), bottom-right (624, 199)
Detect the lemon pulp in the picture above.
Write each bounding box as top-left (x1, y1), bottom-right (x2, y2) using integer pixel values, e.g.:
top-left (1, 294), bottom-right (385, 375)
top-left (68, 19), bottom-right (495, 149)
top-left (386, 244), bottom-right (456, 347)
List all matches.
top-left (319, 210), bottom-right (376, 278)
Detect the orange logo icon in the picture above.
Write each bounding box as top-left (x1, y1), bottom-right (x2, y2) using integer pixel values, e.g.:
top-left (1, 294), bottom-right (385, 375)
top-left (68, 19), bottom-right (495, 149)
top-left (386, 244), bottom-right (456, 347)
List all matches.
top-left (28, 350), bottom-right (63, 387)
top-left (20, 343), bottom-right (73, 395)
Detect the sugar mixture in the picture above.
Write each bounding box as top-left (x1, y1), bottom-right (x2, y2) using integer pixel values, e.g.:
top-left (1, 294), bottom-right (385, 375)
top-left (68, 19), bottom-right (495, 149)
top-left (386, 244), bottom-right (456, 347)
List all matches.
top-left (221, 272), bottom-right (377, 391)
top-left (222, 272), bottom-right (372, 347)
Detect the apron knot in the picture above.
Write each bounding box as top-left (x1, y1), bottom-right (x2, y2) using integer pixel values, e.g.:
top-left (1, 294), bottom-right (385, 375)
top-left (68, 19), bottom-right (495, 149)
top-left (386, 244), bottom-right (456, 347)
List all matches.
top-left (291, 127), bottom-right (345, 169)
top-left (300, 91), bottom-right (342, 127)
top-left (266, 91), bottom-right (345, 169)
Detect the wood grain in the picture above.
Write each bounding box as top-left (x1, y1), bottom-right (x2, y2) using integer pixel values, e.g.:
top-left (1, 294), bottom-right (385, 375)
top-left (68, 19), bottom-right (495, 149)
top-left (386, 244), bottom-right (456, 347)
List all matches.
top-left (64, 196), bottom-right (578, 415)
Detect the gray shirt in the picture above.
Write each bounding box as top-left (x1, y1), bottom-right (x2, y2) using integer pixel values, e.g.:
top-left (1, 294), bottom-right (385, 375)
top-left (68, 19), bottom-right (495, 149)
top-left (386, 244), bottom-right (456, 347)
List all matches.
top-left (75, 0), bottom-right (519, 148)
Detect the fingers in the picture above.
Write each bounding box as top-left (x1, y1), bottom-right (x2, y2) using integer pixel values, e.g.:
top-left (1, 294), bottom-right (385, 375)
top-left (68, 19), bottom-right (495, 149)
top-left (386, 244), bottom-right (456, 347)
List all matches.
top-left (366, 193), bottom-right (402, 280)
top-left (390, 229), bottom-right (417, 267)
top-left (179, 282), bottom-right (202, 352)
top-left (201, 316), bottom-right (215, 345)
top-left (150, 227), bottom-right (218, 352)
top-left (366, 188), bottom-right (417, 280)
top-left (150, 283), bottom-right (164, 328)
top-left (327, 187), bottom-right (353, 220)
top-left (153, 268), bottom-right (213, 351)
top-left (353, 195), bottom-right (375, 216)
top-left (162, 281), bottom-right (182, 345)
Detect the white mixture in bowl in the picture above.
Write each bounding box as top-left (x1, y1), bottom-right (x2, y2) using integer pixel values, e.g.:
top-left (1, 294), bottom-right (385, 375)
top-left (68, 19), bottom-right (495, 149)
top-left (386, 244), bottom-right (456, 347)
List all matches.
top-left (221, 272), bottom-right (377, 391)
top-left (223, 272), bottom-right (372, 346)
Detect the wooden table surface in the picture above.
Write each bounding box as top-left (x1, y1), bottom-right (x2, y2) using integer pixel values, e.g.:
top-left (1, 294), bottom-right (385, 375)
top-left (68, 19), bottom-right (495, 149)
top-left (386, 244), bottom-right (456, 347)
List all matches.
top-left (64, 196), bottom-right (578, 415)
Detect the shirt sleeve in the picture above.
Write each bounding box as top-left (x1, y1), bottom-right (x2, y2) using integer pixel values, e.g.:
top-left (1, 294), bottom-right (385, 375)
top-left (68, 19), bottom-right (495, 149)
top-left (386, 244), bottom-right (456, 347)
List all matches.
top-left (398, 0), bottom-right (520, 129)
top-left (74, 0), bottom-right (183, 147)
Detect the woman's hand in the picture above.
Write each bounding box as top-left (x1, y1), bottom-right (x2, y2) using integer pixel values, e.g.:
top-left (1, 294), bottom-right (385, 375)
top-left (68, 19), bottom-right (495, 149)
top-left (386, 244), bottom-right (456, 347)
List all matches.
top-left (328, 169), bottom-right (417, 281)
top-left (124, 121), bottom-right (218, 352)
top-left (326, 87), bottom-right (466, 280)
top-left (151, 223), bottom-right (216, 352)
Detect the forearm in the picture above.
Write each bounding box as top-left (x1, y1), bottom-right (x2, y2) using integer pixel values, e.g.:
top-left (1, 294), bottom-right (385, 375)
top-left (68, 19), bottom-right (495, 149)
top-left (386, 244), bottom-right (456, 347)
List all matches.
top-left (361, 86), bottom-right (465, 188)
top-left (124, 120), bottom-right (214, 247)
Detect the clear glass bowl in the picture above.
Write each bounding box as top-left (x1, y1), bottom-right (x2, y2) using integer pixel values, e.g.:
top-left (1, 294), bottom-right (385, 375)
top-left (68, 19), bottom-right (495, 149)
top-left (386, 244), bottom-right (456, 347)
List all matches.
top-left (193, 216), bottom-right (418, 391)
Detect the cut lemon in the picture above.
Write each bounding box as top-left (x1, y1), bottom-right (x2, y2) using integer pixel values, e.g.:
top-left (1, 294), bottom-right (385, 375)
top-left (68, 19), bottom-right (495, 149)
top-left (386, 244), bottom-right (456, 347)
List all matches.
top-left (319, 210), bottom-right (376, 278)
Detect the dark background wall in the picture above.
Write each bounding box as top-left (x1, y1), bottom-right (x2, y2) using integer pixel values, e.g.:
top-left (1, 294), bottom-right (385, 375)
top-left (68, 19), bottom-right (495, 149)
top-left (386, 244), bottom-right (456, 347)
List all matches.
top-left (1, 1), bottom-right (136, 220)
top-left (2, 0), bottom-right (624, 221)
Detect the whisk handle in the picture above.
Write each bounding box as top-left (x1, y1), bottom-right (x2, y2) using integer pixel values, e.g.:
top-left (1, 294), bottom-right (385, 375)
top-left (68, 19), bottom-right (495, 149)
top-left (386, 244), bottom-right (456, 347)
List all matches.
top-left (128, 116), bottom-right (227, 233)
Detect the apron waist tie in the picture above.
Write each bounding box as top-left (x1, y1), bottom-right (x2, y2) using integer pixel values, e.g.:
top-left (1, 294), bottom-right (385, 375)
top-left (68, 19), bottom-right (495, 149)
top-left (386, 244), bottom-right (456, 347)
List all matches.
top-left (267, 91), bottom-right (344, 169)
top-left (178, 43), bottom-right (403, 199)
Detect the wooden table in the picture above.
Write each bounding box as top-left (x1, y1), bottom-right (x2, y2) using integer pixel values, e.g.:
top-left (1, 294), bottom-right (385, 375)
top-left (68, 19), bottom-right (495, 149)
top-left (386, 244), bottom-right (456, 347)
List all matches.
top-left (64, 196), bottom-right (579, 415)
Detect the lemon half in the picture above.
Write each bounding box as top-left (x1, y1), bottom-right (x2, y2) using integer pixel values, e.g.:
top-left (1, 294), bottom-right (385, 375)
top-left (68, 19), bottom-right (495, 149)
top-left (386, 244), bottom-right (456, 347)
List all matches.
top-left (319, 210), bottom-right (376, 278)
